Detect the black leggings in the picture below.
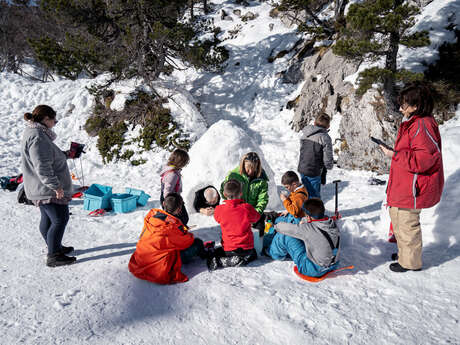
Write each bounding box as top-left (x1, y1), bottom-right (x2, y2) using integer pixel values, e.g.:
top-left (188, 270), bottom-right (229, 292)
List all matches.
top-left (39, 203), bottom-right (70, 255)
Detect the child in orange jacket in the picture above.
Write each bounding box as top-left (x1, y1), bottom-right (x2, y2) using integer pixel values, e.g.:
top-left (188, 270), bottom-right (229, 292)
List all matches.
top-left (128, 193), bottom-right (204, 284)
top-left (263, 171), bottom-right (309, 250)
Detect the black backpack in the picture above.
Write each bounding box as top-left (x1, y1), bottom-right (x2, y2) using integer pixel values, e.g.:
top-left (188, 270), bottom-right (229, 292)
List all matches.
top-left (17, 184), bottom-right (33, 205)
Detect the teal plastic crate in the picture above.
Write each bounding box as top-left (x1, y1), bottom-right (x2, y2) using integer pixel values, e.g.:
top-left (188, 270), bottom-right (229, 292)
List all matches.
top-left (110, 193), bottom-right (138, 213)
top-left (83, 184), bottom-right (112, 211)
top-left (125, 187), bottom-right (150, 206)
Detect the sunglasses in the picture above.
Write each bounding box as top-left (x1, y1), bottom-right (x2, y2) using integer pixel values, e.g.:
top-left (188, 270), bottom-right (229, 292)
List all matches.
top-left (245, 152), bottom-right (259, 162)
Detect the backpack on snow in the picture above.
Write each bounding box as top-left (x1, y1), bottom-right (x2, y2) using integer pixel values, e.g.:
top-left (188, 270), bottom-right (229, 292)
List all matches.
top-left (0, 174), bottom-right (23, 192)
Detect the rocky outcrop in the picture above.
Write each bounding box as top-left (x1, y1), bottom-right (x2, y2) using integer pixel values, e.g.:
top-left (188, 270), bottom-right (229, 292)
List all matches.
top-left (291, 47), bottom-right (357, 131)
top-left (337, 89), bottom-right (399, 173)
top-left (291, 47), bottom-right (399, 174)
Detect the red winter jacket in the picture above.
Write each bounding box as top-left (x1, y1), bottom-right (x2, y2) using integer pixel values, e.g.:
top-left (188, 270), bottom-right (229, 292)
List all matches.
top-left (214, 199), bottom-right (260, 251)
top-left (387, 115), bottom-right (444, 209)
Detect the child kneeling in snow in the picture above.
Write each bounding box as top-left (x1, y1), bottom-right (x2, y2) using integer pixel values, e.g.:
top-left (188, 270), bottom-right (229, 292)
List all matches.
top-left (266, 198), bottom-right (340, 277)
top-left (207, 179), bottom-right (260, 271)
top-left (263, 171), bottom-right (309, 249)
top-left (128, 193), bottom-right (205, 284)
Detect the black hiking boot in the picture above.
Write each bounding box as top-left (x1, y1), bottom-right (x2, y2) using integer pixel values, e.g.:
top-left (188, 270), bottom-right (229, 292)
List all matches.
top-left (60, 246), bottom-right (74, 255)
top-left (389, 262), bottom-right (421, 272)
top-left (47, 253), bottom-right (77, 267)
top-left (391, 253), bottom-right (398, 261)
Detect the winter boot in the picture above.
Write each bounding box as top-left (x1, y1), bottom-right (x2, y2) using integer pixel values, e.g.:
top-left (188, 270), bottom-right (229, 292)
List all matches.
top-left (391, 253), bottom-right (398, 261)
top-left (60, 246), bottom-right (74, 255)
top-left (389, 262), bottom-right (421, 272)
top-left (47, 253), bottom-right (77, 267)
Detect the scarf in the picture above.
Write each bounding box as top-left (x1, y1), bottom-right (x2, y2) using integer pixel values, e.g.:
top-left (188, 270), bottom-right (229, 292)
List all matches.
top-left (25, 120), bottom-right (57, 141)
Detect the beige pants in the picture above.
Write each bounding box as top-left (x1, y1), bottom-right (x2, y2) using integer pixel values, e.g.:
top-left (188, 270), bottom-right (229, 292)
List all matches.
top-left (389, 207), bottom-right (423, 270)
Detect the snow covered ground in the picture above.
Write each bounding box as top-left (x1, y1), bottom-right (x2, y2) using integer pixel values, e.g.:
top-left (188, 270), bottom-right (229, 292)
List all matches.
top-left (1, 1), bottom-right (460, 344)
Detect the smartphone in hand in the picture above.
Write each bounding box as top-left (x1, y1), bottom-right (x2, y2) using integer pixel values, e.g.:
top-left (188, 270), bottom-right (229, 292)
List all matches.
top-left (370, 136), bottom-right (393, 151)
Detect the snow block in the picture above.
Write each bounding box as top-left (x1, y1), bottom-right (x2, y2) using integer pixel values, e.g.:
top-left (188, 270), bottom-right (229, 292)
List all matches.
top-left (110, 193), bottom-right (138, 213)
top-left (125, 187), bottom-right (150, 206)
top-left (83, 184), bottom-right (113, 211)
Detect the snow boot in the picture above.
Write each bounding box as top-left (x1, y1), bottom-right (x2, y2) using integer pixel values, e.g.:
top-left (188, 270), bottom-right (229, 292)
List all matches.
top-left (60, 246), bottom-right (74, 255)
top-left (47, 253), bottom-right (77, 267)
top-left (389, 262), bottom-right (421, 272)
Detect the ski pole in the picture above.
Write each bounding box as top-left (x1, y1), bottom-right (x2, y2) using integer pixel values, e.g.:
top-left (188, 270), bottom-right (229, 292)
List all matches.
top-left (332, 180), bottom-right (341, 219)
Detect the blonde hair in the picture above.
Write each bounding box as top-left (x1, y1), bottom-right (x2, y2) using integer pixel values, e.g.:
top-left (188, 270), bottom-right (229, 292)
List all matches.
top-left (167, 149), bottom-right (190, 169)
top-left (239, 152), bottom-right (262, 178)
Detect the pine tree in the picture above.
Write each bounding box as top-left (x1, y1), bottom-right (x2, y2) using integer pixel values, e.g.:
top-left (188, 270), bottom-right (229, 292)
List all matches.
top-left (333, 0), bottom-right (429, 108)
top-left (31, 0), bottom-right (226, 83)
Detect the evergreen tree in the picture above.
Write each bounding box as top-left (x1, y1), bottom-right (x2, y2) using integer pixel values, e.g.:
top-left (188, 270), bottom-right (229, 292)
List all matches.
top-left (333, 0), bottom-right (429, 108)
top-left (31, 0), bottom-right (226, 82)
top-left (275, 0), bottom-right (347, 37)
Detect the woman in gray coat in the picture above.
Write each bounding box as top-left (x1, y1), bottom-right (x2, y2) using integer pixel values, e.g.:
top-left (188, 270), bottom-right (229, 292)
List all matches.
top-left (21, 105), bottom-right (76, 267)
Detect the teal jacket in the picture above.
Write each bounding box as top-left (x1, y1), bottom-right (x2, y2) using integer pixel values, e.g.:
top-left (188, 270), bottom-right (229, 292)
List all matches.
top-left (220, 167), bottom-right (269, 214)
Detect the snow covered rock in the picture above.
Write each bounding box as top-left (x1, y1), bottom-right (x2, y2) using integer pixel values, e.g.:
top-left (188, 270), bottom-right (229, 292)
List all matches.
top-left (181, 120), bottom-right (280, 213)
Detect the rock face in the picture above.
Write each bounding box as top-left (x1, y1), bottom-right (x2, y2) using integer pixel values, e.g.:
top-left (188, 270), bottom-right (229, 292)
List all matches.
top-left (292, 47), bottom-right (399, 174)
top-left (337, 89), bottom-right (399, 173)
top-left (291, 48), bottom-right (357, 131)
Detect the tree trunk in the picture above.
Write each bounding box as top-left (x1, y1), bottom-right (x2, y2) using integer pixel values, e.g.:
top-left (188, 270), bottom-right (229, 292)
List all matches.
top-left (203, 0), bottom-right (208, 14)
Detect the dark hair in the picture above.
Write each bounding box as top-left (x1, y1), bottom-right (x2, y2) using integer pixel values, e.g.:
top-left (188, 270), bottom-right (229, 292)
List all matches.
top-left (303, 198), bottom-right (325, 219)
top-left (398, 82), bottom-right (434, 117)
top-left (281, 171), bottom-right (299, 185)
top-left (239, 152), bottom-right (262, 178)
top-left (167, 149), bottom-right (190, 169)
top-left (163, 193), bottom-right (183, 214)
top-left (24, 105), bottom-right (56, 123)
top-left (223, 179), bottom-right (242, 199)
top-left (314, 112), bottom-right (331, 129)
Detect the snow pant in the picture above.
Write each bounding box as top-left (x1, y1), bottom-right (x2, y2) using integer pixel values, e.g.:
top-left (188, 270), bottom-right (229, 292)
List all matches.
top-left (268, 233), bottom-right (336, 277)
top-left (207, 247), bottom-right (257, 271)
top-left (39, 203), bottom-right (70, 255)
top-left (180, 238), bottom-right (205, 263)
top-left (300, 174), bottom-right (321, 199)
top-left (263, 213), bottom-right (302, 250)
top-left (389, 206), bottom-right (422, 270)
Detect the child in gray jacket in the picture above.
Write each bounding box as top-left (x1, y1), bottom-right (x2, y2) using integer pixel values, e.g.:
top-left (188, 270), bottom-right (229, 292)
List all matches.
top-left (298, 112), bottom-right (333, 199)
top-left (267, 198), bottom-right (340, 277)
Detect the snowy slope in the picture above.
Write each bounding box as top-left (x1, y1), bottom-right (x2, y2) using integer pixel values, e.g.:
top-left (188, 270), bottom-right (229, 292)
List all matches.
top-left (1, 1), bottom-right (460, 345)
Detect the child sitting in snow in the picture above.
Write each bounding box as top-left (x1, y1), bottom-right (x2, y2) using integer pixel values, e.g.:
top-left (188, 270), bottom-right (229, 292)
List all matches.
top-left (263, 171), bottom-right (308, 249)
top-left (266, 198), bottom-right (340, 277)
top-left (128, 193), bottom-right (206, 284)
top-left (160, 149), bottom-right (189, 225)
top-left (207, 179), bottom-right (260, 271)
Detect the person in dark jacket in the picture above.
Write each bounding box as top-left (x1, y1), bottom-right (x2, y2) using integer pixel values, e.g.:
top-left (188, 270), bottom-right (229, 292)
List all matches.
top-left (298, 112), bottom-right (333, 199)
top-left (21, 105), bottom-right (76, 267)
top-left (380, 83), bottom-right (444, 272)
top-left (193, 185), bottom-right (220, 216)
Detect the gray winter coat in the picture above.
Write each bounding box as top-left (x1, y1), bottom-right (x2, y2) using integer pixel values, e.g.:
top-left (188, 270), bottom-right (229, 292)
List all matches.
top-left (21, 127), bottom-right (73, 200)
top-left (298, 125), bottom-right (333, 177)
top-left (275, 218), bottom-right (340, 267)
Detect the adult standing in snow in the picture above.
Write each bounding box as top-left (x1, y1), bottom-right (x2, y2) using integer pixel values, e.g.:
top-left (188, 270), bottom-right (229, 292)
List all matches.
top-left (220, 152), bottom-right (269, 235)
top-left (380, 83), bottom-right (444, 272)
top-left (21, 105), bottom-right (76, 267)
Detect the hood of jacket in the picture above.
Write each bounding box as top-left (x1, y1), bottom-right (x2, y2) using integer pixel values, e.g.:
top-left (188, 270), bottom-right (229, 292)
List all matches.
top-left (301, 125), bottom-right (328, 139)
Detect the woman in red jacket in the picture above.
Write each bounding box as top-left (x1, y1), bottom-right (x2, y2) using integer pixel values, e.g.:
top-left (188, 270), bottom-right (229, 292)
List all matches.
top-left (380, 83), bottom-right (444, 272)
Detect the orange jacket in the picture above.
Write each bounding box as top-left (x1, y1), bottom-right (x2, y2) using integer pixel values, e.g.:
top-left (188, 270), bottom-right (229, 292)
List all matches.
top-left (128, 208), bottom-right (194, 284)
top-left (282, 185), bottom-right (308, 218)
